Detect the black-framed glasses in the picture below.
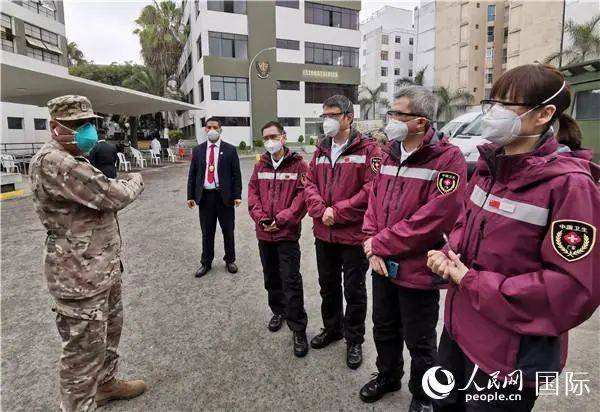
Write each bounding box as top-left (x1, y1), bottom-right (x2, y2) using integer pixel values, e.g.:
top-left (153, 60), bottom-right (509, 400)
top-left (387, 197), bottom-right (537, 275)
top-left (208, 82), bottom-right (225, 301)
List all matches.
top-left (386, 110), bottom-right (426, 118)
top-left (480, 99), bottom-right (536, 114)
top-left (319, 112), bottom-right (346, 119)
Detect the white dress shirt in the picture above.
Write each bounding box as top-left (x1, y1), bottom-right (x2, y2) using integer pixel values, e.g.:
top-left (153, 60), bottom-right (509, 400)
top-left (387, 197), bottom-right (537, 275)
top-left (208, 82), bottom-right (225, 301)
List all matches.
top-left (204, 139), bottom-right (221, 189)
top-left (331, 137), bottom-right (349, 165)
top-left (400, 142), bottom-right (415, 164)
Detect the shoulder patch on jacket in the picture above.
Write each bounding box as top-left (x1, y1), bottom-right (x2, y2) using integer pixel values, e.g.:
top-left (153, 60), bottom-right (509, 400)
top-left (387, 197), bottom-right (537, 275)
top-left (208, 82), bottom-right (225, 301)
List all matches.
top-left (436, 171), bottom-right (460, 194)
top-left (370, 156), bottom-right (382, 173)
top-left (551, 219), bottom-right (596, 262)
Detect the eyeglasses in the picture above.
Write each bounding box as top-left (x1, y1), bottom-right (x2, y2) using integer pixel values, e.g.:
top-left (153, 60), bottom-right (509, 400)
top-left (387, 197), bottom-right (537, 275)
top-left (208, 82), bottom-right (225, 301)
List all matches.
top-left (480, 99), bottom-right (535, 115)
top-left (386, 110), bottom-right (426, 118)
top-left (319, 112), bottom-right (345, 119)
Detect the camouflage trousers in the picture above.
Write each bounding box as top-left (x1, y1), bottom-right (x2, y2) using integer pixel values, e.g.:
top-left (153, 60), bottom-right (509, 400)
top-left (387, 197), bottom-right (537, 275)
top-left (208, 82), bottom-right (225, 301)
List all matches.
top-left (53, 275), bottom-right (123, 412)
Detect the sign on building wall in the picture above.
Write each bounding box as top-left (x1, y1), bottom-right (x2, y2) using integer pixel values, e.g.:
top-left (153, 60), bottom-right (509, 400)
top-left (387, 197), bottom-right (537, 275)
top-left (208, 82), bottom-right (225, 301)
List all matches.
top-left (302, 69), bottom-right (340, 80)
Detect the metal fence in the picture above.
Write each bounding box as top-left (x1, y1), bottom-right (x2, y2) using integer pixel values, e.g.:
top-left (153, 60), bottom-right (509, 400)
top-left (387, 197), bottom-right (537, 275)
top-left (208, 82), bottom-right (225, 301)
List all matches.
top-left (1, 142), bottom-right (46, 156)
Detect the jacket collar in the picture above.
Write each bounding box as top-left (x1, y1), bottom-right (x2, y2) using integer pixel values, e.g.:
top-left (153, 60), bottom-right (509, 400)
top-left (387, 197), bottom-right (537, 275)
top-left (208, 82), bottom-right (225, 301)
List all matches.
top-left (260, 147), bottom-right (298, 168)
top-left (317, 128), bottom-right (362, 155)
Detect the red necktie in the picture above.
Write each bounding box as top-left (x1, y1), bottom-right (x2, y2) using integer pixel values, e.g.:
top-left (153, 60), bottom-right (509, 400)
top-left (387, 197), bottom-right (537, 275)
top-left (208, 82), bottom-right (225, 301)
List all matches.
top-left (208, 144), bottom-right (215, 184)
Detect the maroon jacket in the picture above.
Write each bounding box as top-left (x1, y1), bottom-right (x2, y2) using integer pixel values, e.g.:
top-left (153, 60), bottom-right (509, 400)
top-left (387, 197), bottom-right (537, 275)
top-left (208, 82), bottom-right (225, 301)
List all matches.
top-left (247, 149), bottom-right (308, 242)
top-left (305, 129), bottom-right (382, 245)
top-left (444, 136), bottom-right (599, 383)
top-left (363, 129), bottom-right (467, 289)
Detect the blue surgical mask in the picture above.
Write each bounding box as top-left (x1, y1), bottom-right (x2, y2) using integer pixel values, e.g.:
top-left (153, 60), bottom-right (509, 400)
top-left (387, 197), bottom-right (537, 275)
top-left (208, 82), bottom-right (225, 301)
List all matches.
top-left (63, 122), bottom-right (98, 153)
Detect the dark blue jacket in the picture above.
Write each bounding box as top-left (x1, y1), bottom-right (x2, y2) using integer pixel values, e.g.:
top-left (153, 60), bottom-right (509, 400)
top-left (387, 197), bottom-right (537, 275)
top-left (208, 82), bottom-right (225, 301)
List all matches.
top-left (187, 140), bottom-right (242, 206)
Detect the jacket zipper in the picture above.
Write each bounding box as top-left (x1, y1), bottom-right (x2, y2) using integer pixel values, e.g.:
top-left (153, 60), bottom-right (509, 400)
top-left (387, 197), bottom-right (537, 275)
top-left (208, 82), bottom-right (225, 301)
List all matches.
top-left (269, 168), bottom-right (277, 241)
top-left (472, 218), bottom-right (486, 263)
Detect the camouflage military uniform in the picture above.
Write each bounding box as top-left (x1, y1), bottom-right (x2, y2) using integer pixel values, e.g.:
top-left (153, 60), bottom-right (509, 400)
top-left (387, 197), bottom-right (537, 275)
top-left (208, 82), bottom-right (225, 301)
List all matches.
top-left (29, 96), bottom-right (144, 412)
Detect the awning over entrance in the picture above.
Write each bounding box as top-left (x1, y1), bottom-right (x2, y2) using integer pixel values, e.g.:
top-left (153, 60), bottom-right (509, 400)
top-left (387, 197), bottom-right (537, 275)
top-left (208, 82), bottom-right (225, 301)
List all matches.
top-left (1, 57), bottom-right (201, 116)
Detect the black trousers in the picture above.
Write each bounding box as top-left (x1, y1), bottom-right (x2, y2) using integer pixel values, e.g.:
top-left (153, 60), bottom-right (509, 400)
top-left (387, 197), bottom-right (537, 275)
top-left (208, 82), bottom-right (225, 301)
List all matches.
top-left (315, 239), bottom-right (368, 344)
top-left (258, 240), bottom-right (307, 332)
top-left (372, 273), bottom-right (440, 399)
top-left (435, 328), bottom-right (538, 412)
top-left (198, 190), bottom-right (235, 265)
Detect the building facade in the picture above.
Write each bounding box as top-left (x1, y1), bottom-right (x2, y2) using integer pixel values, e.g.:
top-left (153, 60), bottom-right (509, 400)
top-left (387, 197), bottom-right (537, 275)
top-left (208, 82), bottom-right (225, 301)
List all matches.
top-left (413, 0), bottom-right (435, 89)
top-left (1, 0), bottom-right (67, 146)
top-left (176, 0), bottom-right (361, 146)
top-left (359, 6), bottom-right (415, 119)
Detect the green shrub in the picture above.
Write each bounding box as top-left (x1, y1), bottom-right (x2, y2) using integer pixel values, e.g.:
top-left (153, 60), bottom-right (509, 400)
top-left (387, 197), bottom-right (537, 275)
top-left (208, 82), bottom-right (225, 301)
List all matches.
top-left (238, 141), bottom-right (247, 150)
top-left (298, 135), bottom-right (304, 143)
top-left (253, 138), bottom-right (264, 148)
top-left (168, 129), bottom-right (183, 145)
top-left (309, 137), bottom-right (315, 145)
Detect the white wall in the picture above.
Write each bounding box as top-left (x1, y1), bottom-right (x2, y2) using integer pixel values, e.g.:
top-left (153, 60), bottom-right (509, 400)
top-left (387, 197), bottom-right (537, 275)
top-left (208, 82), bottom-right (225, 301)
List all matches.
top-left (414, 0), bottom-right (436, 88)
top-left (0, 102), bottom-right (51, 146)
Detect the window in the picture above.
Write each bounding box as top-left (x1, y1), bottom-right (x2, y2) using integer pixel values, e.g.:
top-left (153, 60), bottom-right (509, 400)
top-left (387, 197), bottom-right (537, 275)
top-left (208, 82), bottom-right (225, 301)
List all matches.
top-left (1, 13), bottom-right (13, 52)
top-left (198, 78), bottom-right (204, 102)
top-left (34, 118), bottom-right (47, 130)
top-left (210, 76), bottom-right (248, 101)
top-left (207, 1), bottom-right (247, 14)
top-left (209, 32), bottom-right (248, 59)
top-left (179, 53), bottom-right (193, 83)
top-left (305, 82), bottom-right (357, 103)
top-left (409, 53), bottom-right (413, 61)
top-left (276, 0), bottom-right (299, 8)
top-left (278, 80), bottom-right (300, 90)
top-left (197, 35), bottom-right (202, 60)
top-left (381, 67), bottom-right (388, 76)
top-left (380, 83), bottom-right (388, 92)
top-left (7, 117), bottom-right (23, 130)
top-left (181, 123), bottom-right (196, 140)
top-left (409, 37), bottom-right (414, 45)
top-left (474, 66), bottom-right (478, 71)
top-left (24, 22), bottom-right (58, 45)
top-left (278, 117), bottom-right (301, 127)
top-left (305, 42), bottom-right (359, 67)
top-left (395, 36), bottom-right (401, 43)
top-left (486, 71), bottom-right (493, 84)
top-left (487, 26), bottom-right (494, 42)
top-left (409, 69), bottom-right (413, 77)
top-left (23, 22), bottom-right (61, 63)
top-left (27, 46), bottom-right (59, 63)
top-left (504, 27), bottom-right (508, 43)
top-left (473, 87), bottom-right (477, 93)
top-left (22, 0), bottom-right (57, 20)
top-left (475, 24), bottom-right (479, 29)
top-left (305, 2), bottom-right (359, 30)
top-left (487, 5), bottom-right (496, 21)
top-left (195, 0), bottom-right (200, 16)
top-left (211, 117), bottom-right (250, 126)
top-left (486, 47), bottom-right (494, 61)
top-left (394, 68), bottom-right (400, 76)
top-left (381, 51), bottom-right (388, 61)
top-left (276, 38), bottom-right (300, 50)
top-left (574, 90), bottom-right (600, 120)
top-left (474, 45), bottom-right (479, 50)
top-left (395, 51), bottom-right (401, 60)
top-left (503, 48), bottom-right (507, 63)
top-left (382, 34), bottom-right (389, 45)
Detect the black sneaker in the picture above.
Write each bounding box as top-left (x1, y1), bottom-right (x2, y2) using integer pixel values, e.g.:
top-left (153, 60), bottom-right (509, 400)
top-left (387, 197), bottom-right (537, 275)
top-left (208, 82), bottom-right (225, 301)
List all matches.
top-left (310, 329), bottom-right (343, 349)
top-left (293, 331), bottom-right (308, 358)
top-left (359, 372), bottom-right (402, 403)
top-left (268, 314), bottom-right (284, 332)
top-left (346, 343), bottom-right (363, 369)
top-left (409, 396), bottom-right (433, 412)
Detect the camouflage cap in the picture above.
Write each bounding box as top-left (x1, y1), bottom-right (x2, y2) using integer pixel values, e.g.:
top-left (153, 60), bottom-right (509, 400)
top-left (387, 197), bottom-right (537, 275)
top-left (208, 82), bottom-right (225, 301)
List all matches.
top-left (47, 95), bottom-right (102, 121)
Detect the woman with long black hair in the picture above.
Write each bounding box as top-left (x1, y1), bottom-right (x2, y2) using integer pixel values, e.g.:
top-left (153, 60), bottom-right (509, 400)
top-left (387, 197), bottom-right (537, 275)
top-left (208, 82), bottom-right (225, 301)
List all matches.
top-left (427, 64), bottom-right (599, 411)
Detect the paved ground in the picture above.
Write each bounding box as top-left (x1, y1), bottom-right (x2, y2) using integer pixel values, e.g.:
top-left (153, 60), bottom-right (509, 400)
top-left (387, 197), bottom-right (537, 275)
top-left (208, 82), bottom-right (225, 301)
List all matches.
top-left (1, 158), bottom-right (598, 411)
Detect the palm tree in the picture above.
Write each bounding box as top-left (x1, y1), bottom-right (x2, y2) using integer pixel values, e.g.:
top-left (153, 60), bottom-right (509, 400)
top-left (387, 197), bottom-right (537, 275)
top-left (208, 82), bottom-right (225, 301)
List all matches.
top-left (434, 87), bottom-right (474, 123)
top-left (122, 65), bottom-right (167, 97)
top-left (545, 14), bottom-right (600, 66)
top-left (358, 85), bottom-right (389, 120)
top-left (66, 41), bottom-right (86, 67)
top-left (133, 0), bottom-right (188, 80)
top-left (395, 66), bottom-right (428, 88)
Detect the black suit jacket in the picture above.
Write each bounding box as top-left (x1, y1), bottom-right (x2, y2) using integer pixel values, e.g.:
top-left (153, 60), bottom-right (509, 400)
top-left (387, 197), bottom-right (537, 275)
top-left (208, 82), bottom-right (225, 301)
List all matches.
top-left (187, 141), bottom-right (242, 206)
top-left (89, 141), bottom-right (118, 178)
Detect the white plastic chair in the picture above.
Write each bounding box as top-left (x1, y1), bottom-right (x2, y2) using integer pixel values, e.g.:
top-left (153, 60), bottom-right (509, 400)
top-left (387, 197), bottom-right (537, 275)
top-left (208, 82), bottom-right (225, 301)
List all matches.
top-left (150, 151), bottom-right (161, 166)
top-left (131, 148), bottom-right (147, 169)
top-left (166, 148), bottom-right (177, 163)
top-left (1, 154), bottom-right (20, 173)
top-left (117, 152), bottom-right (131, 172)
